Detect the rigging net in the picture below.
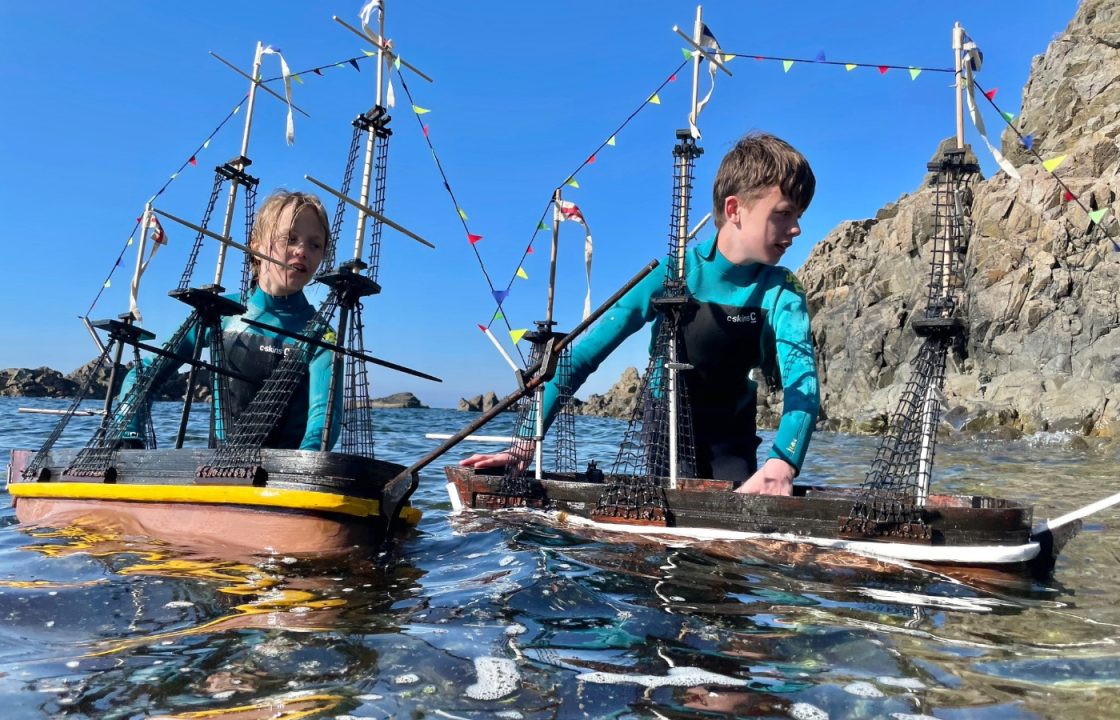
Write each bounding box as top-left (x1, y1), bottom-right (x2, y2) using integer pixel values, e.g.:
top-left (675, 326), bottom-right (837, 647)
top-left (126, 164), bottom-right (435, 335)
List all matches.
top-left (594, 131), bottom-right (702, 523)
top-left (842, 148), bottom-right (978, 540)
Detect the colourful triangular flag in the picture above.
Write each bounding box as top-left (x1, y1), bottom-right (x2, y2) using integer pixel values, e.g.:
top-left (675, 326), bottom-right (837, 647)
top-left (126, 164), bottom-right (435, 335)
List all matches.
top-left (1063, 190), bottom-right (1076, 202)
top-left (127, 236), bottom-right (134, 247)
top-left (1042, 155), bottom-right (1067, 173)
top-left (526, 246), bottom-right (534, 254)
top-left (170, 172), bottom-right (178, 180)
top-left (313, 68), bottom-right (323, 76)
top-left (103, 279), bottom-right (111, 288)
top-left (587, 154), bottom-right (596, 164)
top-left (648, 93), bottom-right (661, 105)
top-left (1001, 110), bottom-right (1015, 122)
top-left (188, 156), bottom-right (197, 166)
top-left (422, 125), bottom-right (430, 138)
top-left (682, 47), bottom-right (694, 60)
top-left (566, 178), bottom-right (580, 189)
top-left (233, 104), bottom-right (241, 114)
top-left (362, 50), bottom-right (376, 57)
top-left (845, 63), bottom-right (857, 71)
top-left (1022, 134), bottom-right (1034, 150)
top-left (202, 138), bottom-right (211, 149)
top-left (412, 105), bottom-right (430, 115)
top-left (1088, 208), bottom-right (1109, 224)
top-left (722, 53), bottom-right (734, 63)
top-left (491, 309), bottom-right (503, 322)
top-left (984, 87), bottom-right (998, 100)
top-left (815, 51), bottom-right (826, 62)
top-left (510, 329), bottom-right (527, 344)
top-left (349, 59), bottom-right (360, 71)
top-left (607, 135), bottom-right (616, 146)
top-left (669, 74), bottom-right (677, 83)
top-left (394, 56), bottom-right (402, 70)
top-left (782, 60), bottom-right (794, 72)
top-left (457, 207), bottom-right (468, 220)
top-left (467, 233), bottom-right (483, 244)
top-left (537, 221), bottom-right (548, 231)
top-left (878, 66), bottom-right (889, 75)
top-left (516, 267), bottom-right (528, 280)
top-left (292, 73), bottom-right (303, 85)
top-left (492, 289), bottom-right (508, 304)
top-left (908, 67), bottom-right (921, 80)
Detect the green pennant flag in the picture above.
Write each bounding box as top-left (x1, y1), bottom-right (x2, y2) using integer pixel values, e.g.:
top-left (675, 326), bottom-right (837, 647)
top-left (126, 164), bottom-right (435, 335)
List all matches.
top-left (909, 67), bottom-right (921, 80)
top-left (292, 73), bottom-right (303, 85)
top-left (607, 135), bottom-right (616, 146)
top-left (457, 207), bottom-right (468, 220)
top-left (492, 309), bottom-right (504, 322)
top-left (1001, 110), bottom-right (1015, 122)
top-left (783, 60), bottom-right (794, 73)
top-left (566, 178), bottom-right (580, 189)
top-left (394, 56), bottom-right (402, 70)
top-left (682, 47), bottom-right (694, 60)
top-left (1088, 208), bottom-right (1109, 224)
top-left (537, 221), bottom-right (548, 230)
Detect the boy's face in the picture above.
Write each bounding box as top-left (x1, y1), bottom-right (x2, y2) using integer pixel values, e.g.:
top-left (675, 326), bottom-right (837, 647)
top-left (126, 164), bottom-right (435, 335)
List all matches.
top-left (258, 205), bottom-right (326, 297)
top-left (719, 186), bottom-right (802, 266)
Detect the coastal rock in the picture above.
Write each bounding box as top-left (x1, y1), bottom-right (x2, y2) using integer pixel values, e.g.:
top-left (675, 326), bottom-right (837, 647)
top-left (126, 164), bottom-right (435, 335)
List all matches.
top-left (783, 0), bottom-right (1120, 438)
top-left (458, 391), bottom-right (503, 412)
top-left (0, 367), bottom-right (78, 398)
top-left (574, 367), bottom-right (641, 419)
top-left (353, 392), bottom-right (427, 409)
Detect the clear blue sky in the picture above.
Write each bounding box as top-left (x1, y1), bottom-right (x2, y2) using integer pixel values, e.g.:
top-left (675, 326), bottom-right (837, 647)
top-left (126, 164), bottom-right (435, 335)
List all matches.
top-left (0, 1), bottom-right (1078, 408)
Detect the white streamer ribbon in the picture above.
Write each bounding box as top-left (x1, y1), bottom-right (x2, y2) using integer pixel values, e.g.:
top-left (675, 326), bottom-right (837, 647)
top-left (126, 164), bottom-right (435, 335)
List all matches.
top-left (129, 209), bottom-right (168, 322)
top-left (557, 200), bottom-right (594, 319)
top-left (689, 24), bottom-right (722, 139)
top-left (262, 46), bottom-right (295, 145)
top-left (961, 33), bottom-right (1019, 180)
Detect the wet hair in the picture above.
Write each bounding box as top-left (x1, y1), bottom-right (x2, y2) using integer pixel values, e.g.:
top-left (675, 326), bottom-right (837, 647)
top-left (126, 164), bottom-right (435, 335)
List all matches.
top-left (712, 132), bottom-right (816, 228)
top-left (249, 190), bottom-right (331, 283)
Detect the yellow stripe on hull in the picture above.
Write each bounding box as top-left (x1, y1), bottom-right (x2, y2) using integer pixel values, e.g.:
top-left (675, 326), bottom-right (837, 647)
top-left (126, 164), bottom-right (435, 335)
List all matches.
top-left (8, 482), bottom-right (380, 518)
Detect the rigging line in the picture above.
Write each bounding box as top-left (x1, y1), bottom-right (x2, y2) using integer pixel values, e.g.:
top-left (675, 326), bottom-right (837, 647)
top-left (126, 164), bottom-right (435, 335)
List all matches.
top-left (488, 59), bottom-right (691, 331)
top-left (724, 52), bottom-right (954, 73)
top-left (485, 198), bottom-right (553, 332)
top-left (83, 95), bottom-right (250, 318)
top-left (393, 68), bottom-right (529, 366)
top-left (258, 52), bottom-right (375, 84)
top-left (970, 77), bottom-right (1119, 247)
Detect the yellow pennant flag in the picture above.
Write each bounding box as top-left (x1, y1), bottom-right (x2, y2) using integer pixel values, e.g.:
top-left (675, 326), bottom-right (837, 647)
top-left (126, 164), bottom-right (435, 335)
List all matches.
top-left (1088, 208), bottom-right (1109, 224)
top-left (516, 267), bottom-right (529, 280)
top-left (413, 105), bottom-right (431, 115)
top-left (170, 172), bottom-right (178, 180)
top-left (607, 135), bottom-right (616, 147)
top-left (648, 93), bottom-right (661, 105)
top-left (510, 329), bottom-right (527, 344)
top-left (457, 207), bottom-right (468, 220)
top-left (1042, 155), bottom-right (1067, 173)
top-left (127, 236), bottom-right (134, 247)
top-left (908, 67), bottom-right (921, 80)
top-left (233, 104), bottom-right (241, 114)
top-left (202, 138), bottom-right (211, 149)
top-left (566, 178), bottom-right (580, 189)
top-left (722, 54), bottom-right (734, 63)
top-left (845, 63), bottom-right (857, 71)
top-left (783, 60), bottom-right (794, 72)
top-left (103, 279), bottom-right (111, 289)
top-left (362, 50), bottom-right (376, 57)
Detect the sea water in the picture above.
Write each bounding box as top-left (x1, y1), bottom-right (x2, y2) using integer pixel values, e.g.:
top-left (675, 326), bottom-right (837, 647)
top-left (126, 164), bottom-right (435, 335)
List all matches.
top-left (0, 397), bottom-right (1117, 719)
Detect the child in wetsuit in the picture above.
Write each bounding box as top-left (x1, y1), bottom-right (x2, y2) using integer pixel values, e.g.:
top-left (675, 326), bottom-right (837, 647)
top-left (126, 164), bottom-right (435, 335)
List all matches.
top-left (461, 133), bottom-right (820, 496)
top-left (118, 189), bottom-right (342, 450)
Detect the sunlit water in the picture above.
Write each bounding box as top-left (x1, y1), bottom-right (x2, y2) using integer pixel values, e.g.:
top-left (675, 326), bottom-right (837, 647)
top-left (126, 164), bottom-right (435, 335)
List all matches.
top-left (1, 397), bottom-right (1118, 719)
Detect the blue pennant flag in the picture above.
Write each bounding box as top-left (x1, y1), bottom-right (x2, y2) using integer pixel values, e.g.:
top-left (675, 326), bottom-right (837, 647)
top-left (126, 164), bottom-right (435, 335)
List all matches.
top-left (492, 289), bottom-right (509, 304)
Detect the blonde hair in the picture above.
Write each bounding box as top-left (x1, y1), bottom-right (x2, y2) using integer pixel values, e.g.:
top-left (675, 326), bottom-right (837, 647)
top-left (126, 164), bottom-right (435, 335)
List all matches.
top-left (712, 132), bottom-right (816, 228)
top-left (249, 190), bottom-right (330, 283)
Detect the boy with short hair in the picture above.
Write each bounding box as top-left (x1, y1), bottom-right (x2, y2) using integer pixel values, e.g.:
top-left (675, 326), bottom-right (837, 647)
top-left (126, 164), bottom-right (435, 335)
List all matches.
top-left (462, 132), bottom-right (820, 496)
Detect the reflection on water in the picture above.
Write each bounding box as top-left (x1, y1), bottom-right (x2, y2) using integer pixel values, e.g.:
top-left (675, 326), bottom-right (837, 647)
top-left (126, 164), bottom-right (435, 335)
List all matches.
top-left (1, 397), bottom-right (1118, 718)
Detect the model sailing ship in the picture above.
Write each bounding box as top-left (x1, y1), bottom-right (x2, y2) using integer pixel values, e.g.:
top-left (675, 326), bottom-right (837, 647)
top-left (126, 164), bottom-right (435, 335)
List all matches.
top-left (7, 2), bottom-right (442, 554)
top-left (440, 11), bottom-right (1119, 579)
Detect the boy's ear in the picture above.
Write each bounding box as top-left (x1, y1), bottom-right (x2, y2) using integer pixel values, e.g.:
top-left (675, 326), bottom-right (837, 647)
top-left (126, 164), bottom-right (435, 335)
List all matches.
top-left (723, 195), bottom-right (741, 224)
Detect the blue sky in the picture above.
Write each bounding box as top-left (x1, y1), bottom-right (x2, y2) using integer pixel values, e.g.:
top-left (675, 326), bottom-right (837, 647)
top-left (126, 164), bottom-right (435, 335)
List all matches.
top-left (0, 1), bottom-right (1078, 408)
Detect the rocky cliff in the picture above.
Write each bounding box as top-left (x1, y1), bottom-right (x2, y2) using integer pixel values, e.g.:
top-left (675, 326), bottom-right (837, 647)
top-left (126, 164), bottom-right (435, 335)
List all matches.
top-left (785, 0), bottom-right (1120, 439)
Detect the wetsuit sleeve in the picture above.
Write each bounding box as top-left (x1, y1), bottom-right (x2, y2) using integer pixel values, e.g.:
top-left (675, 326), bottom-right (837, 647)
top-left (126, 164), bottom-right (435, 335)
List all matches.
top-left (301, 336), bottom-right (343, 451)
top-left (116, 320), bottom-right (204, 440)
top-left (535, 261), bottom-right (666, 433)
top-left (766, 273), bottom-right (820, 474)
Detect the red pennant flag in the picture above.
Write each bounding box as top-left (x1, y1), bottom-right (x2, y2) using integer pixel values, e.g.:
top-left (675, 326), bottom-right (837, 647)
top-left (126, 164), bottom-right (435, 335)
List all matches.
top-left (587, 154), bottom-right (596, 164)
top-left (527, 245), bottom-right (534, 254)
top-left (477, 324), bottom-right (487, 332)
top-left (669, 73), bottom-right (677, 82)
top-left (422, 125), bottom-right (430, 138)
top-left (467, 233), bottom-right (483, 244)
top-left (984, 88), bottom-right (998, 100)
top-left (1063, 190), bottom-right (1076, 202)
top-left (188, 156), bottom-right (198, 167)
top-left (878, 66), bottom-right (889, 75)
top-left (755, 56), bottom-right (763, 61)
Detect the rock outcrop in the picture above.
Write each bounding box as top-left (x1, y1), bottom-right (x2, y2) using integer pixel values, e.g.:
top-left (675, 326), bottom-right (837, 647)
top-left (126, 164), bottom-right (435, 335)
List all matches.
top-left (355, 392), bottom-right (427, 409)
top-left (785, 0), bottom-right (1120, 438)
top-left (1, 367), bottom-right (78, 397)
top-left (458, 391), bottom-right (504, 412)
top-left (572, 367), bottom-right (641, 419)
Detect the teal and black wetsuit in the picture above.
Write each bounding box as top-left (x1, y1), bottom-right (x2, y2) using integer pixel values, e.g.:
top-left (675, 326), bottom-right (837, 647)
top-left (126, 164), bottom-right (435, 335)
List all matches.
top-left (539, 236), bottom-right (819, 480)
top-left (119, 287), bottom-right (341, 451)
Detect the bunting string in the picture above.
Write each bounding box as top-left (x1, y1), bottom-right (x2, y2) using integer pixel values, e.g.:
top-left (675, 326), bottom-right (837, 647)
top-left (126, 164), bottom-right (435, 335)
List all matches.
top-left (723, 51), bottom-right (954, 75)
top-left (971, 78), bottom-right (1119, 251)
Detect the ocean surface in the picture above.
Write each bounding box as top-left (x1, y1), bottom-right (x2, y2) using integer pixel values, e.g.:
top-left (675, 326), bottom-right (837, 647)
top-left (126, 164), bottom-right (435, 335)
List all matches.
top-left (1, 396), bottom-right (1118, 719)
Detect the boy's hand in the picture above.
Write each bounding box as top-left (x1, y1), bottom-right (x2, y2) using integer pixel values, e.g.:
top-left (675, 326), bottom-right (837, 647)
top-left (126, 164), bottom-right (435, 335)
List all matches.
top-left (734, 458), bottom-right (795, 495)
top-left (459, 443), bottom-right (533, 471)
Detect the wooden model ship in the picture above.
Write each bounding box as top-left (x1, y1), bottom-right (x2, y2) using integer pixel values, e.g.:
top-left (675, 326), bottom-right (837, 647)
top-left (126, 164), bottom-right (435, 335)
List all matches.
top-left (7, 1), bottom-right (437, 555)
top-left (440, 12), bottom-right (1114, 579)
